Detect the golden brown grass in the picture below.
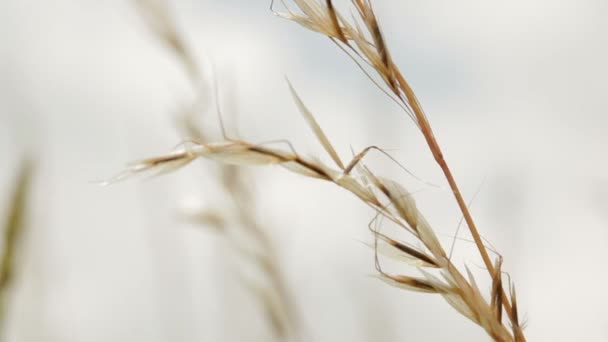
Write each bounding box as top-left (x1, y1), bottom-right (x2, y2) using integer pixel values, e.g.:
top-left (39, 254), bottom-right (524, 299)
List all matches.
top-left (111, 1), bottom-right (527, 341)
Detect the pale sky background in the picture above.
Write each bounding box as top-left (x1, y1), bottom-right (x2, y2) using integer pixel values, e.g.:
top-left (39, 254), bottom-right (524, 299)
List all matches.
top-left (1, 0), bottom-right (607, 341)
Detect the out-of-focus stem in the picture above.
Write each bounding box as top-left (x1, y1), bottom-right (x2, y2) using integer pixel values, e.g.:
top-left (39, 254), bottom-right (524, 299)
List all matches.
top-left (0, 159), bottom-right (33, 338)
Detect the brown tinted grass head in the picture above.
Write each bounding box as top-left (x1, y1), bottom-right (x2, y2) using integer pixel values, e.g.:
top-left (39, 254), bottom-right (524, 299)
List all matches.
top-left (113, 1), bottom-right (528, 341)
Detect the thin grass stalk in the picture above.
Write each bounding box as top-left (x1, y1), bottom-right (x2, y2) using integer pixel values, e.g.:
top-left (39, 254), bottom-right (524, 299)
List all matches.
top-left (393, 66), bottom-right (515, 318)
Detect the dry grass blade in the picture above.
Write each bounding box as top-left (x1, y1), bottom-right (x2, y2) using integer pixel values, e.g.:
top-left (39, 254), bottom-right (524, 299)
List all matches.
top-left (325, 0), bottom-right (347, 43)
top-left (373, 273), bottom-right (438, 293)
top-left (491, 257), bottom-right (504, 324)
top-left (286, 78), bottom-right (345, 169)
top-left (373, 233), bottom-right (438, 268)
top-left (510, 284), bottom-right (525, 342)
top-left (0, 158), bottom-right (34, 332)
top-left (352, 0), bottom-right (396, 93)
top-left (100, 149), bottom-right (197, 185)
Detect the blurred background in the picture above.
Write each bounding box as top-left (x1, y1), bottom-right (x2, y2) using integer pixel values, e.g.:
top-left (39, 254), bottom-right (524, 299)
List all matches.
top-left (1, 0), bottom-right (607, 341)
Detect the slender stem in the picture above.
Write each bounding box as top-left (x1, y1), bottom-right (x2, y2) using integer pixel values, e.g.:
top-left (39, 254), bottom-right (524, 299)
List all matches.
top-left (393, 69), bottom-right (523, 335)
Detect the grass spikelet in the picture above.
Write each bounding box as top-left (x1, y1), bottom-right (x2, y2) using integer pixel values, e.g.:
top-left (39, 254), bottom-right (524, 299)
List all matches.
top-left (325, 0), bottom-right (347, 43)
top-left (491, 257), bottom-right (504, 324)
top-left (372, 233), bottom-right (438, 268)
top-left (286, 77), bottom-right (344, 169)
top-left (510, 284), bottom-right (525, 342)
top-left (373, 273), bottom-right (438, 294)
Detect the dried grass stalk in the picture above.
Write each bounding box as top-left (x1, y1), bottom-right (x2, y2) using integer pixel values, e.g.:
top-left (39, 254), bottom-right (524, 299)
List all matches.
top-left (113, 1), bottom-right (527, 341)
top-left (272, 1), bottom-right (526, 340)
